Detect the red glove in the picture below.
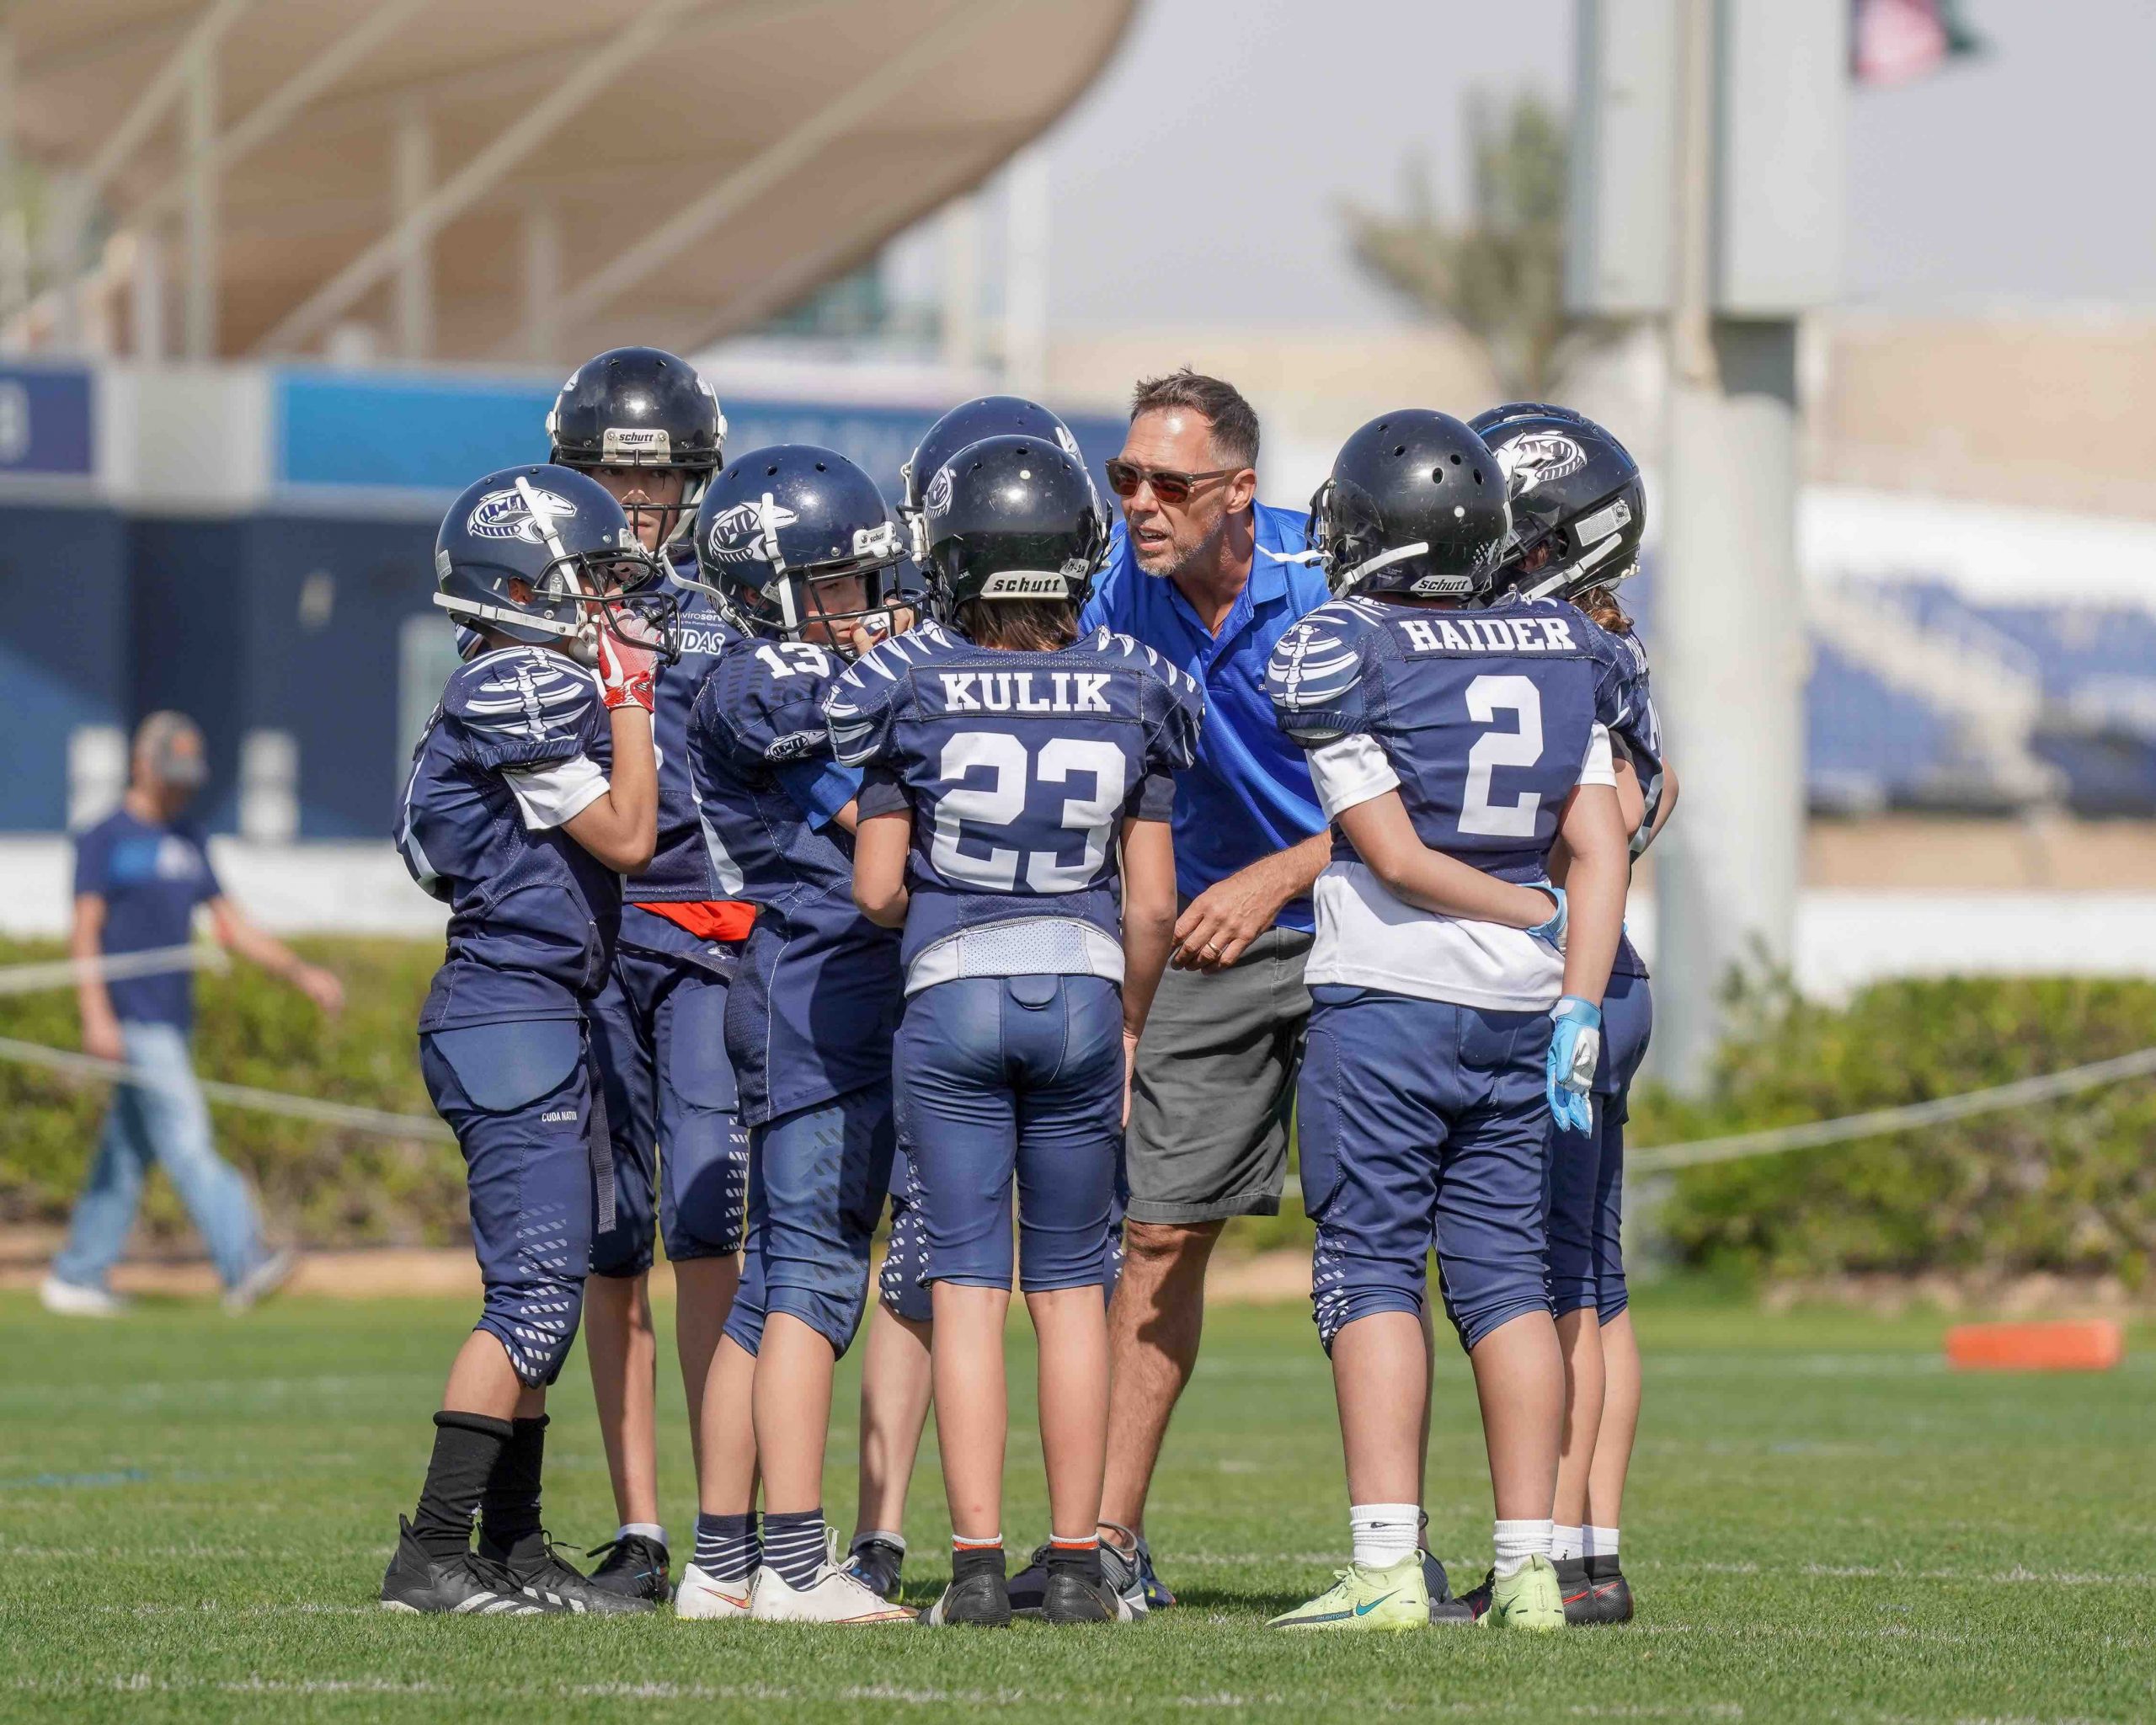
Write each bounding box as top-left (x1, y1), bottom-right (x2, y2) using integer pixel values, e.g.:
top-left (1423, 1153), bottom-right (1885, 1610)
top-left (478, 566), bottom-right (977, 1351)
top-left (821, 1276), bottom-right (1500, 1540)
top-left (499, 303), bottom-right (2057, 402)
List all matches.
top-left (595, 615), bottom-right (658, 714)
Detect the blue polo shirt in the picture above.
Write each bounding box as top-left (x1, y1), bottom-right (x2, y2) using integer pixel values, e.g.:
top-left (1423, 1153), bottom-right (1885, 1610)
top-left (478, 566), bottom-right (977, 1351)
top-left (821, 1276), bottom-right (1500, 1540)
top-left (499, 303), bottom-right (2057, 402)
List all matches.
top-left (73, 808), bottom-right (223, 1031)
top-left (1080, 502), bottom-right (1330, 931)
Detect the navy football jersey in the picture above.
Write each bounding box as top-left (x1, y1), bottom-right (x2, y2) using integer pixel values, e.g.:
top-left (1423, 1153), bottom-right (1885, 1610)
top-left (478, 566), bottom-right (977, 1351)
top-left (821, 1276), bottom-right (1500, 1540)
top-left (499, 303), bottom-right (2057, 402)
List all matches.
top-left (626, 549), bottom-right (736, 906)
top-left (1268, 594), bottom-right (1626, 882)
top-left (686, 634), bottom-right (902, 1124)
top-left (1604, 623), bottom-right (1663, 980)
top-left (395, 646), bottom-right (618, 1029)
top-left (824, 622), bottom-right (1205, 987)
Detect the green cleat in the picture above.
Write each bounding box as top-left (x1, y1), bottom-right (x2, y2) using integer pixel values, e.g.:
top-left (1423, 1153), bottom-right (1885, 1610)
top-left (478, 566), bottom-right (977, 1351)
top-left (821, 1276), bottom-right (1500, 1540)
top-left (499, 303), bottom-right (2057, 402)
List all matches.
top-left (1267, 1554), bottom-right (1429, 1632)
top-left (1473, 1554), bottom-right (1566, 1631)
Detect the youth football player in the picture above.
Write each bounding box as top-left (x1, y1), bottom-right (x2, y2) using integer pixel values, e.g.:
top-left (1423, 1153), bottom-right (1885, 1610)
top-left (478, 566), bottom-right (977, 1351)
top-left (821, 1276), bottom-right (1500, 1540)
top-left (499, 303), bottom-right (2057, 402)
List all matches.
top-left (1473, 403), bottom-right (1678, 1625)
top-left (1262, 410), bottom-right (1632, 1632)
top-left (673, 446), bottom-right (916, 1625)
top-left (827, 434), bottom-right (1198, 1626)
top-left (379, 466), bottom-right (668, 1615)
top-left (546, 348), bottom-right (744, 1603)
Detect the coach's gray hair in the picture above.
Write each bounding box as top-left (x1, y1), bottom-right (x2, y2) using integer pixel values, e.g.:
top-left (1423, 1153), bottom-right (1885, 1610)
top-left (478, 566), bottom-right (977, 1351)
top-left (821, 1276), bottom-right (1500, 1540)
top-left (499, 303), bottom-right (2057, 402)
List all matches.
top-left (1129, 368), bottom-right (1260, 469)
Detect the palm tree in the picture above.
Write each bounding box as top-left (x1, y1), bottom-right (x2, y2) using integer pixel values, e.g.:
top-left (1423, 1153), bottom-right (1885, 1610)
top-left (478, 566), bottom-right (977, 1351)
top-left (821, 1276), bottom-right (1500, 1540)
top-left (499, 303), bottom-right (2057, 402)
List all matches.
top-left (1342, 89), bottom-right (1608, 401)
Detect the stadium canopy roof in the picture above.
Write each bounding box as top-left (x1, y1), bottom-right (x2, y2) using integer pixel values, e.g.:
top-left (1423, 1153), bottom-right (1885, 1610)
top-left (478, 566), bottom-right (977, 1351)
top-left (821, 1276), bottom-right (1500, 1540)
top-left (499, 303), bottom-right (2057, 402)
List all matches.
top-left (3, 0), bottom-right (1135, 364)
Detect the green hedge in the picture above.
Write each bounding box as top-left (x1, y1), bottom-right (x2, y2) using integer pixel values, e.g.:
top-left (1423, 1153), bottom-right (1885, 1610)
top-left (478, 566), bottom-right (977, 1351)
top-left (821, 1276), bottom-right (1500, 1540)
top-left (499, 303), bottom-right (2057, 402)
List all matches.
top-left (0, 935), bottom-right (465, 1246)
top-left (5, 934), bottom-right (2153, 1285)
top-left (1638, 975), bottom-right (2156, 1289)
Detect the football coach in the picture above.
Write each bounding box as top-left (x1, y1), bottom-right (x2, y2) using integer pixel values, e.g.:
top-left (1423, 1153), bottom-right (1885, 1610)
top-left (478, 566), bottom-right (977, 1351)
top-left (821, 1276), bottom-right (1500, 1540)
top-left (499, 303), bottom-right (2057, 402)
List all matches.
top-left (1076, 369), bottom-right (1331, 1591)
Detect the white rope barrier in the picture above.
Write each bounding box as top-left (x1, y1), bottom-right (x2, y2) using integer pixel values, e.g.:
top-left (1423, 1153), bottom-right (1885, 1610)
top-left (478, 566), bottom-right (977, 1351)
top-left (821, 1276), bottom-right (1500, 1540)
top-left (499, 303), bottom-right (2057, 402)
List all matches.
top-left (0, 943), bottom-right (226, 997)
top-left (0, 1034), bottom-right (456, 1144)
top-left (1628, 1045), bottom-right (2156, 1172)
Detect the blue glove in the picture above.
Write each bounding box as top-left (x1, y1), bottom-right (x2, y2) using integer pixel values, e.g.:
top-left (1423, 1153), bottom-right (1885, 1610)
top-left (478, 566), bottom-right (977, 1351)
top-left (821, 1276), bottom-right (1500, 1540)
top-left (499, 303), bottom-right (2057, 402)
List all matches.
top-left (1545, 996), bottom-right (1602, 1134)
top-left (1526, 886), bottom-right (1566, 952)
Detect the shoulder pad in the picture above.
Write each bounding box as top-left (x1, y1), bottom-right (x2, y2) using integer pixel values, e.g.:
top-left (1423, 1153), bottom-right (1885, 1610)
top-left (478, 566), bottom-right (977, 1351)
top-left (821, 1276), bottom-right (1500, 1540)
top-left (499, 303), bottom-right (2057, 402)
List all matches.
top-left (445, 647), bottom-right (599, 736)
top-left (1265, 605), bottom-right (1373, 719)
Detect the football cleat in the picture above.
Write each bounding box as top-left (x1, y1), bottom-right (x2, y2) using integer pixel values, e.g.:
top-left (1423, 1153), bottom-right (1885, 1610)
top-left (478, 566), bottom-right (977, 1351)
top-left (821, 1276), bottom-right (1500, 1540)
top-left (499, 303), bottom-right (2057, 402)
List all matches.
top-left (1011, 1529), bottom-right (1152, 1619)
top-left (584, 1532), bottom-right (672, 1605)
top-left (1463, 1555), bottom-right (1567, 1631)
top-left (1577, 1553), bottom-right (1636, 1625)
top-left (1423, 1548), bottom-right (1473, 1624)
top-left (748, 1564), bottom-right (915, 1624)
top-left (919, 1569), bottom-right (1012, 1628)
top-left (1267, 1554), bottom-right (1428, 1632)
top-left (674, 1562), bottom-right (752, 1620)
top-left (378, 1517), bottom-right (539, 1616)
top-left (843, 1535), bottom-right (906, 1604)
top-left (1042, 1569), bottom-right (1134, 1625)
top-left (505, 1538), bottom-right (655, 1615)
top-left (1118, 1525), bottom-right (1176, 1610)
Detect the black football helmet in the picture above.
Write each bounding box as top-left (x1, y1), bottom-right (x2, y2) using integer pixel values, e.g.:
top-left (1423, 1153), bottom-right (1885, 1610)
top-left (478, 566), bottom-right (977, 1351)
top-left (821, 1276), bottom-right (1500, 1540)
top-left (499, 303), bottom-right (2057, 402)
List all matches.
top-left (900, 394), bottom-right (1102, 564)
top-left (433, 464), bottom-right (675, 659)
top-left (919, 434), bottom-right (1108, 622)
top-left (1309, 410), bottom-right (1512, 601)
top-left (547, 347), bottom-right (725, 549)
top-left (684, 444), bottom-right (904, 656)
top-left (1470, 403), bottom-right (1645, 601)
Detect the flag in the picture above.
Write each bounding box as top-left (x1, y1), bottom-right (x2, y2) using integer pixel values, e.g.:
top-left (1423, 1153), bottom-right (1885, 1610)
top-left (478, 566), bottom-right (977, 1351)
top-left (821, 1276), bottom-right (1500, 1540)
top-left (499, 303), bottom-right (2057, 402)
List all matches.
top-left (1851, 0), bottom-right (1984, 87)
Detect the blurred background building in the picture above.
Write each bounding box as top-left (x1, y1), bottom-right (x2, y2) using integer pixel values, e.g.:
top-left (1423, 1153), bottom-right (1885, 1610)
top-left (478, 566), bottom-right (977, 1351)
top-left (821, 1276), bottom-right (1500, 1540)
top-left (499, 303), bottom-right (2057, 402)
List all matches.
top-left (3, 0), bottom-right (2154, 996)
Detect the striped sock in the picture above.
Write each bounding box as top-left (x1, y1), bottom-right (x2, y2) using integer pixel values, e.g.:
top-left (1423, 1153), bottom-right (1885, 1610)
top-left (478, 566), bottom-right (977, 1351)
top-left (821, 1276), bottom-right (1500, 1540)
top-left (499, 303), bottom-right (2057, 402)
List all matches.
top-left (763, 1509), bottom-right (828, 1589)
top-left (692, 1512), bottom-right (758, 1584)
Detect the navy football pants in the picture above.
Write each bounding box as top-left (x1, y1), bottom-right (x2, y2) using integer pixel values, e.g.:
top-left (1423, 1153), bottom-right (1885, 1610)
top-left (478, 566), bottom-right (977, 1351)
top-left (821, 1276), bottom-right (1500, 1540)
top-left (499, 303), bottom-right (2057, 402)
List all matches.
top-left (420, 1019), bottom-right (596, 1388)
top-left (894, 974), bottom-right (1123, 1295)
top-left (1547, 969), bottom-right (1652, 1323)
top-left (585, 943), bottom-right (750, 1277)
top-left (1298, 985), bottom-right (1555, 1354)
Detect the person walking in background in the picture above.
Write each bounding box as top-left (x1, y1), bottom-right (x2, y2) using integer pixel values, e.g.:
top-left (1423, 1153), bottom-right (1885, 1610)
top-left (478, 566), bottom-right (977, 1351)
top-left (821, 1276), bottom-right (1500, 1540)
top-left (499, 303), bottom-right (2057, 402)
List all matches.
top-left (40, 712), bottom-right (344, 1318)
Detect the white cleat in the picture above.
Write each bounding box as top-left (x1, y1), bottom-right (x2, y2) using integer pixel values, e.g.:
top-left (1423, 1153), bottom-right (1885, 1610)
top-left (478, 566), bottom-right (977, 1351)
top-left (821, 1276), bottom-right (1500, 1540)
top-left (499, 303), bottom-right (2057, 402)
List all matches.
top-left (674, 1562), bottom-right (752, 1620)
top-left (747, 1563), bottom-right (915, 1624)
top-left (39, 1274), bottom-right (126, 1318)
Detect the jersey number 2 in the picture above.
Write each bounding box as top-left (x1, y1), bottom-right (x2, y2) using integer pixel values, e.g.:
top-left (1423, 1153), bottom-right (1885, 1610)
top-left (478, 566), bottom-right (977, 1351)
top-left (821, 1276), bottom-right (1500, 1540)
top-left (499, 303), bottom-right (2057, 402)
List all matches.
top-left (1460, 674), bottom-right (1544, 837)
top-left (931, 732), bottom-right (1128, 892)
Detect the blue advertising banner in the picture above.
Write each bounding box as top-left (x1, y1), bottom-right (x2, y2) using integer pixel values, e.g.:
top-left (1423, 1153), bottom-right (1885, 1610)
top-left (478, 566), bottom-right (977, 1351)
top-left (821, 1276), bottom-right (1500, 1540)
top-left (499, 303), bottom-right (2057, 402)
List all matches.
top-left (273, 369), bottom-right (1124, 509)
top-left (0, 366), bottom-right (95, 478)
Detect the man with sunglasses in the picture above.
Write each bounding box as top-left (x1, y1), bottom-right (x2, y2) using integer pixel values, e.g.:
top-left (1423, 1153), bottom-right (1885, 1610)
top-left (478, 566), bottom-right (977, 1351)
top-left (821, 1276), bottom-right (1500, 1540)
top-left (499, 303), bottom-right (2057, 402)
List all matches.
top-left (1040, 368), bottom-right (1332, 1608)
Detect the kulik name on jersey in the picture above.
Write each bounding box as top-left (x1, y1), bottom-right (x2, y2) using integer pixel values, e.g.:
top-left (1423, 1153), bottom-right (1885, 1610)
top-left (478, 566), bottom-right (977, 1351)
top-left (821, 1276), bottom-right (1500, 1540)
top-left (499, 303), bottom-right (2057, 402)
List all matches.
top-left (937, 669), bottom-right (1114, 713)
top-left (1396, 614), bottom-right (1579, 655)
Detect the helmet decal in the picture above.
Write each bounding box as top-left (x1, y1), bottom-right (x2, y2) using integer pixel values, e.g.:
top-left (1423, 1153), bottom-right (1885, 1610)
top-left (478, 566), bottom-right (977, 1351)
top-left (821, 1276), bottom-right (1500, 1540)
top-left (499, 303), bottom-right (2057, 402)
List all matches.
top-left (704, 497), bottom-right (797, 564)
top-left (851, 520), bottom-right (903, 561)
top-left (600, 425), bottom-right (670, 463)
top-left (924, 461), bottom-right (956, 517)
top-left (1495, 431), bottom-right (1587, 494)
top-left (467, 485), bottom-right (578, 544)
top-left (1053, 424), bottom-right (1082, 460)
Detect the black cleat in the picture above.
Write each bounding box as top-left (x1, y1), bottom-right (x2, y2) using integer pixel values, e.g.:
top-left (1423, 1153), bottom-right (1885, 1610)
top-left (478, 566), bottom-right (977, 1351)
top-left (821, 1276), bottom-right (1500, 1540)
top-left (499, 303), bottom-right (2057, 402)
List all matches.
top-left (584, 1532), bottom-right (672, 1605)
top-left (1011, 1535), bottom-right (1149, 1619)
top-left (500, 1535), bottom-right (656, 1615)
top-left (920, 1569), bottom-right (1011, 1627)
top-left (1423, 1549), bottom-right (1473, 1624)
top-left (844, 1536), bottom-right (906, 1604)
top-left (1042, 1569), bottom-right (1134, 1624)
top-left (1577, 1554), bottom-right (1636, 1625)
top-left (378, 1517), bottom-right (539, 1616)
top-left (1457, 1567), bottom-right (1495, 1625)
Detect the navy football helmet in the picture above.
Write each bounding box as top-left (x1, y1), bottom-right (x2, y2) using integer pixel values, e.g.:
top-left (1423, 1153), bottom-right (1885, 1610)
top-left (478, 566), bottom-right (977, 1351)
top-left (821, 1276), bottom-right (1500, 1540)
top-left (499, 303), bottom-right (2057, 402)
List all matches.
top-left (1309, 410), bottom-right (1512, 601)
top-left (684, 445), bottom-right (904, 656)
top-left (920, 433), bottom-right (1107, 622)
top-left (547, 347), bottom-right (725, 549)
top-left (1470, 403), bottom-right (1645, 601)
top-left (433, 464), bottom-right (675, 659)
top-left (900, 394), bottom-right (1102, 564)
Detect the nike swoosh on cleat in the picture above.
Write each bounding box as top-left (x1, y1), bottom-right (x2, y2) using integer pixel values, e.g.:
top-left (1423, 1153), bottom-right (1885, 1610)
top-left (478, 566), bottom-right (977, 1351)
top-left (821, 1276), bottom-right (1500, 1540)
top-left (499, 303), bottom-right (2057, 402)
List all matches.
top-left (1353, 1592), bottom-right (1399, 1616)
top-left (1564, 1591), bottom-right (1590, 1604)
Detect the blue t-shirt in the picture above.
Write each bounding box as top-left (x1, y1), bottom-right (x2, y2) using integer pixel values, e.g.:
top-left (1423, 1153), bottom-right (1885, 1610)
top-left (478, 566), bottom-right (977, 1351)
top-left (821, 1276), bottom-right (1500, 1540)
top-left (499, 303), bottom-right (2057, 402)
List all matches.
top-left (73, 808), bottom-right (223, 1031)
top-left (1078, 503), bottom-right (1329, 930)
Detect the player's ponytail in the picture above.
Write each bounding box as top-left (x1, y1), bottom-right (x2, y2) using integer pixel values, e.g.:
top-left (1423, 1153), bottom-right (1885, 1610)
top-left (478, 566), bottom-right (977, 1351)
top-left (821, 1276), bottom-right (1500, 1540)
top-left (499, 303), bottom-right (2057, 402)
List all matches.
top-left (954, 595), bottom-right (1081, 654)
top-left (1577, 584), bottom-right (1632, 634)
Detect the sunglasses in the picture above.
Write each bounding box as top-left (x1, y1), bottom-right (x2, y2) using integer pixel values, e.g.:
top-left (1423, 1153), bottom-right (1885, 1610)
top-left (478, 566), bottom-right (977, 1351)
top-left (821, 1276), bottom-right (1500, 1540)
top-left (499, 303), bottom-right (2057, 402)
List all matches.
top-left (1103, 458), bottom-right (1240, 505)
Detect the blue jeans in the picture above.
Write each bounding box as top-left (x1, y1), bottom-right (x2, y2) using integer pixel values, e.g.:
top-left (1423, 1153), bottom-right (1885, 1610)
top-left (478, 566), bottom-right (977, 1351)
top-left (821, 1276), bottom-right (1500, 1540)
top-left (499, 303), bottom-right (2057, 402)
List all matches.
top-left (51, 1021), bottom-right (266, 1292)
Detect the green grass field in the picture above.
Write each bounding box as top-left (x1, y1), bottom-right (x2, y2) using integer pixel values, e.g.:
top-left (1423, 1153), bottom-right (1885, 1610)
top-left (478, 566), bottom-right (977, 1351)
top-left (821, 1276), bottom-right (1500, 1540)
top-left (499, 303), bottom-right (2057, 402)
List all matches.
top-left (4, 1288), bottom-right (2152, 1723)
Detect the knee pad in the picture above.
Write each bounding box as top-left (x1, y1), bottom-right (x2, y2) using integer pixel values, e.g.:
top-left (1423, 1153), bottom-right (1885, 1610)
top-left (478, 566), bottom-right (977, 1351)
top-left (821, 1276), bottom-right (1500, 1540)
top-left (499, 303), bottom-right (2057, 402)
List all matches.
top-left (878, 1174), bottom-right (933, 1324)
top-left (1436, 1258), bottom-right (1551, 1354)
top-left (1310, 1230), bottom-right (1427, 1354)
top-left (479, 1275), bottom-right (585, 1387)
top-left (763, 1276), bottom-right (872, 1358)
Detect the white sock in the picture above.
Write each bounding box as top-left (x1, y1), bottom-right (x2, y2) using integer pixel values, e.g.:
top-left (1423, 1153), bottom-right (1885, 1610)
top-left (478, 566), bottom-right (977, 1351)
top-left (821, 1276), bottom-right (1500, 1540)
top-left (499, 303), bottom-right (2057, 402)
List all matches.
top-left (1550, 1523), bottom-right (1583, 1562)
top-left (1585, 1524), bottom-right (1620, 1561)
top-left (1349, 1503), bottom-right (1421, 1571)
top-left (1492, 1518), bottom-right (1553, 1580)
top-left (617, 1522), bottom-right (667, 1546)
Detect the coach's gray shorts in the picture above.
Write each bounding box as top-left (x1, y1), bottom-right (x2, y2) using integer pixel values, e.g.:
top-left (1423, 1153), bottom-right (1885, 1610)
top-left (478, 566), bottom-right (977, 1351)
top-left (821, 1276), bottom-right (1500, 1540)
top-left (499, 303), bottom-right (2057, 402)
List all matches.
top-left (1123, 924), bottom-right (1314, 1226)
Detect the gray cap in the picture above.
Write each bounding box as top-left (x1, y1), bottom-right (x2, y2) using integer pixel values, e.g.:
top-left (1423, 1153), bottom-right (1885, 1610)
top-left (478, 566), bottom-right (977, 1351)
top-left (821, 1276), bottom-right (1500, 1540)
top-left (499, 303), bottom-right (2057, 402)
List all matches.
top-left (135, 711), bottom-right (209, 789)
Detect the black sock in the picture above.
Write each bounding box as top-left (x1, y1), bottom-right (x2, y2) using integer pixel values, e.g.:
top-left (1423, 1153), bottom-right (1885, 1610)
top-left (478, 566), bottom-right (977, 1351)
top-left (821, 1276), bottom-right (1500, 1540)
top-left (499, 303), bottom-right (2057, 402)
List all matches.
top-left (1046, 1537), bottom-right (1104, 1588)
top-left (413, 1411), bottom-right (512, 1564)
top-left (952, 1542), bottom-right (1007, 1586)
top-left (1586, 1551), bottom-right (1623, 1582)
top-left (478, 1415), bottom-right (550, 1568)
